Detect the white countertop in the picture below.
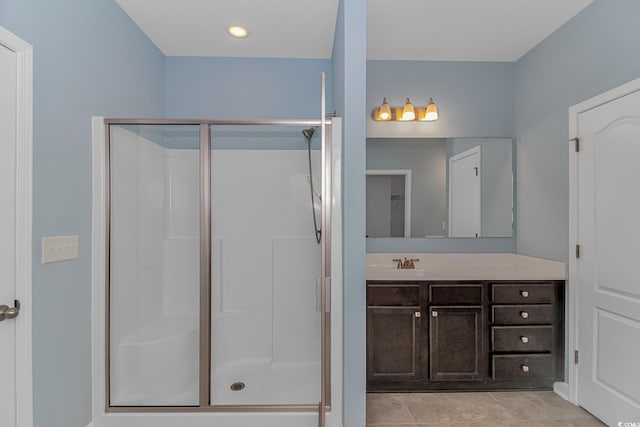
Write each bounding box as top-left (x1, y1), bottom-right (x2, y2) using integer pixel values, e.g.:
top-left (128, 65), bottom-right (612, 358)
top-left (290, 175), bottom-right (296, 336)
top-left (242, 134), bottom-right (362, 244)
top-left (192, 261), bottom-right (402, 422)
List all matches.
top-left (366, 253), bottom-right (566, 281)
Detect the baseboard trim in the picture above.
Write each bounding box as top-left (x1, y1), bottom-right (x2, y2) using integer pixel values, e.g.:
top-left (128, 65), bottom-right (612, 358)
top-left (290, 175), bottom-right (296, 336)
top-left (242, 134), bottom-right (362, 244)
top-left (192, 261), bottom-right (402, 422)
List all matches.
top-left (553, 381), bottom-right (569, 400)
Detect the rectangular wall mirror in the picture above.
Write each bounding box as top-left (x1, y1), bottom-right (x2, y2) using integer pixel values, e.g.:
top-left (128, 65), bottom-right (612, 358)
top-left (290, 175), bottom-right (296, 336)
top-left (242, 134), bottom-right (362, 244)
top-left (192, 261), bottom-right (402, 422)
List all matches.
top-left (366, 137), bottom-right (513, 238)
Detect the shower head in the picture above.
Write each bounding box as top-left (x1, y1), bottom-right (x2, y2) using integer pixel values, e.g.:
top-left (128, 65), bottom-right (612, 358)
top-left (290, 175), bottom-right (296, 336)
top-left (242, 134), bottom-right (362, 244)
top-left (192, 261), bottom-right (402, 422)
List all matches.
top-left (302, 127), bottom-right (318, 143)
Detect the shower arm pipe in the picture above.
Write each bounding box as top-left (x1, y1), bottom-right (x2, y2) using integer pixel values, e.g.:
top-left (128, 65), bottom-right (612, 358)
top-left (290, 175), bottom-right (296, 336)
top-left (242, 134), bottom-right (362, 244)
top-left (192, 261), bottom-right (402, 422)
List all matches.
top-left (103, 118), bottom-right (333, 126)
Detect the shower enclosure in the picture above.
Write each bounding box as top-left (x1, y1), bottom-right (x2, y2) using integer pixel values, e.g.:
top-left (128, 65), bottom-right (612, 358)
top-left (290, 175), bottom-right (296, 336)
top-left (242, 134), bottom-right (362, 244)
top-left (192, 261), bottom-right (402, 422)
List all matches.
top-left (93, 109), bottom-right (341, 425)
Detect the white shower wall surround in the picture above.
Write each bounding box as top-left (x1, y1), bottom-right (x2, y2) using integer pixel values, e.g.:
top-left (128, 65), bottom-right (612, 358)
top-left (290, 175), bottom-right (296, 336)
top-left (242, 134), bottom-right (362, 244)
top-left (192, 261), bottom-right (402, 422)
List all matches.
top-left (210, 150), bottom-right (322, 405)
top-left (95, 120), bottom-right (343, 427)
top-left (110, 127), bottom-right (200, 406)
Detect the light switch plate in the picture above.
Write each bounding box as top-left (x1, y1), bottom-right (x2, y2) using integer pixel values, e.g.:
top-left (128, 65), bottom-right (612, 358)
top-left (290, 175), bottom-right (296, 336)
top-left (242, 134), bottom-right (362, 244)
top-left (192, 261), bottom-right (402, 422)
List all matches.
top-left (42, 235), bottom-right (79, 264)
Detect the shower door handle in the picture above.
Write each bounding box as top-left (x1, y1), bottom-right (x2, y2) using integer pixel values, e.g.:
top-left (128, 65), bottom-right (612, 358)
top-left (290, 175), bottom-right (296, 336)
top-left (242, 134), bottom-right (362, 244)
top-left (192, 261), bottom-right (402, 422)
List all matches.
top-left (0, 299), bottom-right (20, 321)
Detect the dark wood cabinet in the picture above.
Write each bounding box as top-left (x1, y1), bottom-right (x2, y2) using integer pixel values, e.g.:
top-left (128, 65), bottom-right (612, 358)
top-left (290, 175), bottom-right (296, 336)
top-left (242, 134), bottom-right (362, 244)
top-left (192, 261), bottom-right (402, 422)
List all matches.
top-left (367, 306), bottom-right (422, 383)
top-left (489, 281), bottom-right (564, 386)
top-left (429, 306), bottom-right (483, 381)
top-left (366, 280), bottom-right (564, 392)
top-left (367, 283), bottom-right (423, 385)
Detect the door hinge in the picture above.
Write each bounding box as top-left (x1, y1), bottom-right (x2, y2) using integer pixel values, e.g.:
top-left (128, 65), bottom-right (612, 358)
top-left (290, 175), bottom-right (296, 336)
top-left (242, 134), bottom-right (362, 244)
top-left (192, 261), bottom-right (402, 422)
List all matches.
top-left (474, 166), bottom-right (479, 176)
top-left (574, 350), bottom-right (579, 364)
top-left (570, 137), bottom-right (580, 152)
top-left (576, 244), bottom-right (581, 258)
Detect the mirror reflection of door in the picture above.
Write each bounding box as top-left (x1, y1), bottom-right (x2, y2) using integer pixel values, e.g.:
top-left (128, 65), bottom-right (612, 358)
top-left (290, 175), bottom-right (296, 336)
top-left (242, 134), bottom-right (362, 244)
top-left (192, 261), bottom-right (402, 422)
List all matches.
top-left (448, 146), bottom-right (481, 237)
top-left (366, 170), bottom-right (411, 237)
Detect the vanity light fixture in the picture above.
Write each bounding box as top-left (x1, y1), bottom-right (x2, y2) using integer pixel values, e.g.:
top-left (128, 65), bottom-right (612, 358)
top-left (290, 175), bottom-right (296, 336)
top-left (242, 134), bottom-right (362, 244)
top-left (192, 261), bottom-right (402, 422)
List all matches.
top-left (372, 97), bottom-right (439, 122)
top-left (421, 98), bottom-right (439, 121)
top-left (378, 98), bottom-right (392, 121)
top-left (227, 25), bottom-right (249, 38)
top-left (400, 98), bottom-right (416, 121)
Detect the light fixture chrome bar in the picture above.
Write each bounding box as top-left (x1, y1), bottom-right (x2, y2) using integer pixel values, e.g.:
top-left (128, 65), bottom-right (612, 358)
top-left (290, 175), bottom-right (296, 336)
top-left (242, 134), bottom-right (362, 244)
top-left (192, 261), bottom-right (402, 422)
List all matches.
top-left (199, 123), bottom-right (212, 407)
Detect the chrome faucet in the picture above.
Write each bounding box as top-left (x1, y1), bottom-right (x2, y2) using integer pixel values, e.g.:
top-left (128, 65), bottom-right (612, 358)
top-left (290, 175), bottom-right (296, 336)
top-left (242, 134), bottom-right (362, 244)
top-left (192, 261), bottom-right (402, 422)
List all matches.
top-left (392, 257), bottom-right (420, 269)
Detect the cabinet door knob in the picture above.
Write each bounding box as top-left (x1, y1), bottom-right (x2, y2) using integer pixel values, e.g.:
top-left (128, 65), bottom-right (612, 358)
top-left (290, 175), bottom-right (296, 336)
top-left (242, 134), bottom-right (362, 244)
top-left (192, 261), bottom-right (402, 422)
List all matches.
top-left (432, 311), bottom-right (438, 317)
top-left (520, 336), bottom-right (529, 343)
top-left (520, 311), bottom-right (529, 319)
top-left (521, 365), bottom-right (529, 373)
top-left (520, 291), bottom-right (529, 298)
top-left (415, 311), bottom-right (421, 318)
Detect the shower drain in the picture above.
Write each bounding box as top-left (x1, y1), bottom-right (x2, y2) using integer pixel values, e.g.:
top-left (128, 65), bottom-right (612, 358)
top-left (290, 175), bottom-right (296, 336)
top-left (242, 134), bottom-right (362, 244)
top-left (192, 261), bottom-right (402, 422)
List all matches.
top-left (230, 382), bottom-right (246, 391)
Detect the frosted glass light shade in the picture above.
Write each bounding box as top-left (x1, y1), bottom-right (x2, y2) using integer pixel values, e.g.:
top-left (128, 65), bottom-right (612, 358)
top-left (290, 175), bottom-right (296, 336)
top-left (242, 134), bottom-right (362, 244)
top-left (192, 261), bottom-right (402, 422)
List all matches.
top-left (401, 98), bottom-right (415, 121)
top-left (378, 98), bottom-right (391, 121)
top-left (422, 98), bottom-right (439, 121)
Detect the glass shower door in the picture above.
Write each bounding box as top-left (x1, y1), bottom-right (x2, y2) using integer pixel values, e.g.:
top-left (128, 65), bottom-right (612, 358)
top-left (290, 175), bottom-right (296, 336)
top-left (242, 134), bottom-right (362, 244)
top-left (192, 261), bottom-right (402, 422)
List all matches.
top-left (108, 124), bottom-right (201, 406)
top-left (208, 125), bottom-right (324, 407)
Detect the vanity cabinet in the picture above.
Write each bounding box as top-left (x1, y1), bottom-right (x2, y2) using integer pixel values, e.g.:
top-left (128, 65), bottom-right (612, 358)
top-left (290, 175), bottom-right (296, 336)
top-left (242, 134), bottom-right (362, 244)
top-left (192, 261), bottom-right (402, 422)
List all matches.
top-left (367, 280), bottom-right (564, 392)
top-left (428, 284), bottom-right (484, 381)
top-left (367, 284), bottom-right (423, 384)
top-left (429, 306), bottom-right (483, 381)
top-left (490, 282), bottom-right (564, 386)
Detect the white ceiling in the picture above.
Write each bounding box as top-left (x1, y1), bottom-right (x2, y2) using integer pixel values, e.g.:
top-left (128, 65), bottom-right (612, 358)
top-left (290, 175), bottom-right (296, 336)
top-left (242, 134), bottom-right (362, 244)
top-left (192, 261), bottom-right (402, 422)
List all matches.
top-left (116, 0), bottom-right (593, 61)
top-left (367, 0), bottom-right (594, 61)
top-left (115, 0), bottom-right (340, 58)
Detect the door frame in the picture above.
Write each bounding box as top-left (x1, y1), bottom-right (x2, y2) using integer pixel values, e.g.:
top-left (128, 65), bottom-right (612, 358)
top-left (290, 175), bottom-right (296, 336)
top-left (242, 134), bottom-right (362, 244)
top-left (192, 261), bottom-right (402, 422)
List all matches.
top-left (0, 26), bottom-right (33, 427)
top-left (366, 169), bottom-right (412, 237)
top-left (567, 76), bottom-right (640, 406)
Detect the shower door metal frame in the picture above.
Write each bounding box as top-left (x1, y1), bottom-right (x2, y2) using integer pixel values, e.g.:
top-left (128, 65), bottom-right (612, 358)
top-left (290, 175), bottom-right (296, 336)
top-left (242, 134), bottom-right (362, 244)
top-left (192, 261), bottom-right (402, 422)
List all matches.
top-left (103, 118), bottom-right (333, 414)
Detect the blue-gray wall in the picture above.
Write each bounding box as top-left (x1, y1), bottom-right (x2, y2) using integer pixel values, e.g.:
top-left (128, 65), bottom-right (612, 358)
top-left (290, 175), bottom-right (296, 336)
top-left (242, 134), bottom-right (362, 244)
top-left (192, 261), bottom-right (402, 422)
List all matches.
top-left (366, 60), bottom-right (516, 253)
top-left (164, 57), bottom-right (332, 119)
top-left (515, 0), bottom-right (640, 262)
top-left (0, 1), bottom-right (165, 426)
top-left (333, 0), bottom-right (367, 425)
top-left (367, 60), bottom-right (515, 138)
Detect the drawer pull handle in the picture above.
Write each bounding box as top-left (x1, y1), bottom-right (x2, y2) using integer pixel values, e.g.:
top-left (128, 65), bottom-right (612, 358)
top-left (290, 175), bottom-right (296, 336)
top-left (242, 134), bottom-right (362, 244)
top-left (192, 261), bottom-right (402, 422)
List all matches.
top-left (521, 365), bottom-right (529, 373)
top-left (520, 291), bottom-right (529, 298)
top-left (520, 336), bottom-right (529, 343)
top-left (520, 311), bottom-right (529, 319)
top-left (415, 312), bottom-right (421, 318)
top-left (432, 311), bottom-right (438, 317)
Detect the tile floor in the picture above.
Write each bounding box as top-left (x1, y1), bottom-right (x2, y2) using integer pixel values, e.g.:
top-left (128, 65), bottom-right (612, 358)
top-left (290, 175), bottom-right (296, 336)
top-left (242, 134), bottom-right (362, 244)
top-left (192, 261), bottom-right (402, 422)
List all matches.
top-left (367, 391), bottom-right (606, 426)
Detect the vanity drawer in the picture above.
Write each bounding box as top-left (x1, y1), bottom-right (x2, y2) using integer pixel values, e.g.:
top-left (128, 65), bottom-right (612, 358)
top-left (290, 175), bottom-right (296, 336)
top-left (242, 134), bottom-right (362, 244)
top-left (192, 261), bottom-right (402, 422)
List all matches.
top-left (368, 284), bottom-right (420, 306)
top-left (491, 326), bottom-right (553, 352)
top-left (492, 354), bottom-right (554, 381)
top-left (429, 284), bottom-right (483, 305)
top-left (491, 283), bottom-right (554, 304)
top-left (492, 305), bottom-right (553, 324)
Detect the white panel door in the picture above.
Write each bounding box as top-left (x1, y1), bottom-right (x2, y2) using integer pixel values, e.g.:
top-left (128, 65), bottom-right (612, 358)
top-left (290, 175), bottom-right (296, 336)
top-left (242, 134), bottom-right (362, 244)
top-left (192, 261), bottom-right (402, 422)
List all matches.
top-left (448, 146), bottom-right (481, 237)
top-left (577, 89), bottom-right (640, 425)
top-left (0, 40), bottom-right (19, 427)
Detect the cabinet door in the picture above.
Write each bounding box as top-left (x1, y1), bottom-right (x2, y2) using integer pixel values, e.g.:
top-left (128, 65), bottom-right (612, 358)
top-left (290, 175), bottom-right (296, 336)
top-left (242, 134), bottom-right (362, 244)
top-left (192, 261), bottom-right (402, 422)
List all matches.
top-left (367, 306), bottom-right (422, 383)
top-left (429, 306), bottom-right (483, 381)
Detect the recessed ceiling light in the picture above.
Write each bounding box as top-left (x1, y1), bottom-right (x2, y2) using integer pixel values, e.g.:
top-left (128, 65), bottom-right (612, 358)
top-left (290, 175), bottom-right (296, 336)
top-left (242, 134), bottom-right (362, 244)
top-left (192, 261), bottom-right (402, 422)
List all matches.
top-left (227, 25), bottom-right (249, 39)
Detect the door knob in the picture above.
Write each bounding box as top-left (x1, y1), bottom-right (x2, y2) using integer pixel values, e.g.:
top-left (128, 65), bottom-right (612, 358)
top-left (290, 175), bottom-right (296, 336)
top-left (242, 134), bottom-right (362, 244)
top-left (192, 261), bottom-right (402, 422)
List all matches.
top-left (0, 300), bottom-right (20, 321)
